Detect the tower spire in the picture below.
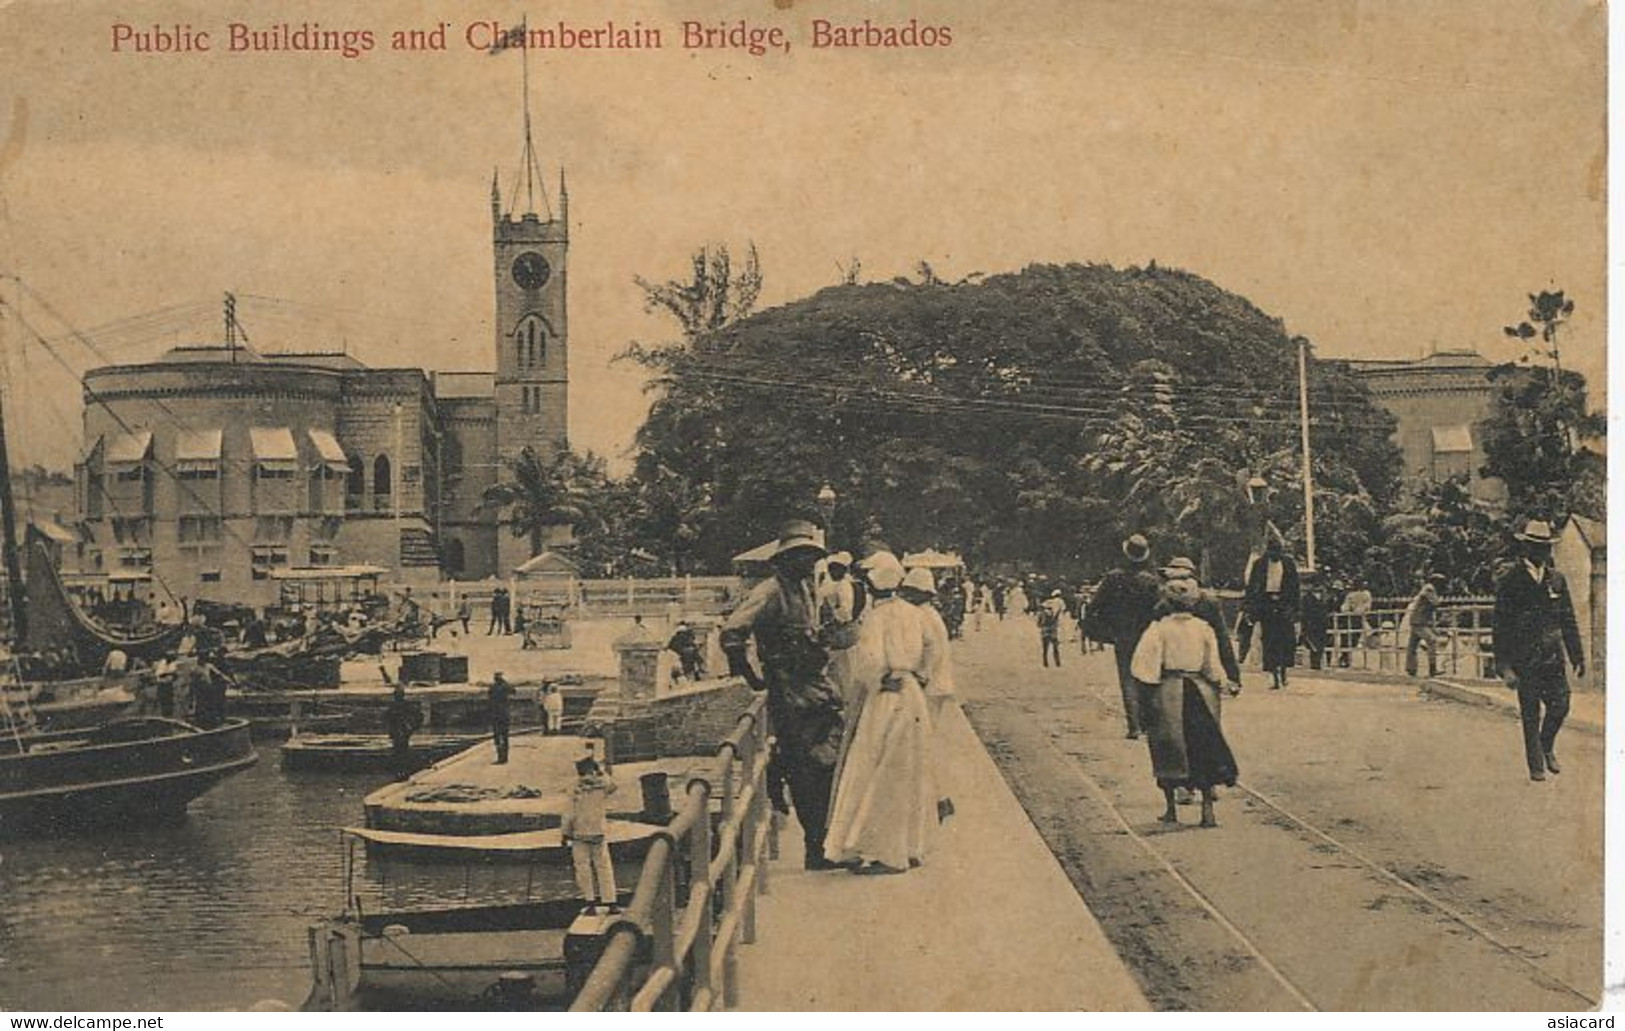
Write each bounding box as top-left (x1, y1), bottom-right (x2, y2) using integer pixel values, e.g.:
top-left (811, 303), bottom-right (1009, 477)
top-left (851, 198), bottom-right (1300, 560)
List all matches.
top-left (507, 16), bottom-right (552, 220)
top-left (491, 167), bottom-right (501, 222)
top-left (559, 166), bottom-right (568, 224)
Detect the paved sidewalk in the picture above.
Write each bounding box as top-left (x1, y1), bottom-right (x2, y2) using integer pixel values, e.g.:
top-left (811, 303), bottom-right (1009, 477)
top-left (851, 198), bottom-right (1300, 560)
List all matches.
top-left (1424, 677), bottom-right (1604, 735)
top-left (731, 703), bottom-right (1150, 1011)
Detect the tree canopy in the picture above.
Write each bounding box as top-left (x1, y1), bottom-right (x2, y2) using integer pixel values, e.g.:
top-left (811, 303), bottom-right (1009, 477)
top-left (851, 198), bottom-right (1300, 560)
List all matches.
top-left (625, 262), bottom-right (1402, 583)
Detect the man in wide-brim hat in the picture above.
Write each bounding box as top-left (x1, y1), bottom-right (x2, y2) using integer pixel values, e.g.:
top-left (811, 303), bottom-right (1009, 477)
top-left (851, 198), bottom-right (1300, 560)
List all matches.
top-left (1083, 533), bottom-right (1163, 738)
top-left (722, 519), bottom-right (849, 868)
top-left (1493, 519), bottom-right (1585, 782)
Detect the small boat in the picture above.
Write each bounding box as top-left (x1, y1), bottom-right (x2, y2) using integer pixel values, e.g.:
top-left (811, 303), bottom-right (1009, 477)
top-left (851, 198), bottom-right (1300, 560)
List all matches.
top-left (307, 895), bottom-right (632, 1011)
top-left (1, 675), bottom-right (138, 732)
top-left (342, 819), bottom-right (665, 864)
top-left (304, 830), bottom-right (631, 1011)
top-left (280, 732), bottom-right (487, 774)
top-left (0, 716), bottom-right (257, 832)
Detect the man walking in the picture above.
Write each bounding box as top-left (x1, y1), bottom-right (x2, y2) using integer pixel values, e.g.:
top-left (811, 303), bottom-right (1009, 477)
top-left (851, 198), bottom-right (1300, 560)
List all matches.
top-left (1493, 520), bottom-right (1585, 782)
top-left (488, 670), bottom-right (514, 765)
top-left (1404, 573), bottom-right (1447, 677)
top-left (1038, 590), bottom-right (1066, 667)
top-left (1085, 534), bottom-right (1163, 739)
top-left (722, 520), bottom-right (849, 869)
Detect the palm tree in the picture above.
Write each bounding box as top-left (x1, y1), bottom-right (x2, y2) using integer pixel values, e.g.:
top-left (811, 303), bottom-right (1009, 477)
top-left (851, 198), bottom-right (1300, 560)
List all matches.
top-left (480, 446), bottom-right (599, 559)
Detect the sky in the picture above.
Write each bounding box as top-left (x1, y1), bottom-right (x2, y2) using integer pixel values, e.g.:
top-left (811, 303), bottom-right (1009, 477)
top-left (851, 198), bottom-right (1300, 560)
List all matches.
top-left (0, 0), bottom-right (1606, 474)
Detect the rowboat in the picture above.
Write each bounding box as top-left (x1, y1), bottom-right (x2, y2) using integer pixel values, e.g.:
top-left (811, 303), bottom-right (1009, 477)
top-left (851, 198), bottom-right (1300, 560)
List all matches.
top-left (0, 716), bottom-right (257, 832)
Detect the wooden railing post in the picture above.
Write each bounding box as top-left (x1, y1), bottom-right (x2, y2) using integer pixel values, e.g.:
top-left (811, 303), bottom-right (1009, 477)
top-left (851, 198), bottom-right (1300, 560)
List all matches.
top-left (649, 858), bottom-right (678, 1011)
top-left (688, 779), bottom-right (715, 1009)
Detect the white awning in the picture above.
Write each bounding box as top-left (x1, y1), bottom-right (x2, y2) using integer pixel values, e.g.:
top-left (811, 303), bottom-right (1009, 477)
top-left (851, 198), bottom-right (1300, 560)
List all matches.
top-left (174, 428), bottom-right (223, 471)
top-left (1431, 425), bottom-right (1473, 455)
top-left (249, 426), bottom-right (299, 470)
top-left (105, 430), bottom-right (153, 465)
top-left (307, 428), bottom-right (349, 472)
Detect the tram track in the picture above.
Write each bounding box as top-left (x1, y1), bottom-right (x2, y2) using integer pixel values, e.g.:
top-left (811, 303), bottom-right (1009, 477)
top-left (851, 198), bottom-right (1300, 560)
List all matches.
top-left (1058, 668), bottom-right (1600, 1010)
top-left (960, 634), bottom-right (1601, 1011)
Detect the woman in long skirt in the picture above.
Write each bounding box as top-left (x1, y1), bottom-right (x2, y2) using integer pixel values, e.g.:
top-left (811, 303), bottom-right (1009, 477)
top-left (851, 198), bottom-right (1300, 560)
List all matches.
top-left (1244, 536), bottom-right (1301, 689)
top-left (824, 551), bottom-right (937, 873)
top-left (1131, 576), bottom-right (1240, 827)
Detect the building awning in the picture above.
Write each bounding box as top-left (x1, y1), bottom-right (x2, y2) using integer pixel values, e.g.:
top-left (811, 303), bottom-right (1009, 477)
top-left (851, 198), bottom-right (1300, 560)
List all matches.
top-left (1431, 425), bottom-right (1473, 455)
top-left (307, 429), bottom-right (349, 472)
top-left (249, 427), bottom-right (299, 470)
top-left (105, 430), bottom-right (153, 465)
top-left (174, 428), bottom-right (223, 471)
top-left (29, 518), bottom-right (77, 544)
top-left (270, 565), bottom-right (388, 581)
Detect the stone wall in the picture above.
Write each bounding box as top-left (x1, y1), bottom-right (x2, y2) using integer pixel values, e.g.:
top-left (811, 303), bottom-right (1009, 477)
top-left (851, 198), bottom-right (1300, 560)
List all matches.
top-left (585, 677), bottom-right (758, 764)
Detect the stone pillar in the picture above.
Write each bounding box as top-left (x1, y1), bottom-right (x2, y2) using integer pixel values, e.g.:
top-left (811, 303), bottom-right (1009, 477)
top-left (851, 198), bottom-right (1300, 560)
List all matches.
top-left (613, 618), bottom-right (662, 701)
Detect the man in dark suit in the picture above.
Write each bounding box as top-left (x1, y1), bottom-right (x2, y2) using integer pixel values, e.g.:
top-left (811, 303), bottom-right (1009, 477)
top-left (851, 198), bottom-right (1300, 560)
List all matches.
top-left (1085, 534), bottom-right (1163, 739)
top-left (1492, 520), bottom-right (1585, 782)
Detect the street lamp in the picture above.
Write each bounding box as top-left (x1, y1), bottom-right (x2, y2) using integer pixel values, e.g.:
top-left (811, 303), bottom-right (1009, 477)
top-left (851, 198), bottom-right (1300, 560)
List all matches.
top-left (816, 483), bottom-right (837, 539)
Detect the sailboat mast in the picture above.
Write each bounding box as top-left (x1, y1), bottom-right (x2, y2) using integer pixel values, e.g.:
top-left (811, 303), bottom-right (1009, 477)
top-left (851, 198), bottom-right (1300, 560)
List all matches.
top-left (0, 294), bottom-right (29, 644)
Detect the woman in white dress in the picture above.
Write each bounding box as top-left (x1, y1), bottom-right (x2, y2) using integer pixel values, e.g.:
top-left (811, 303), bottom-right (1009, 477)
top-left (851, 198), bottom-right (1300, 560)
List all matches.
top-left (824, 551), bottom-right (938, 873)
top-left (1131, 576), bottom-right (1240, 828)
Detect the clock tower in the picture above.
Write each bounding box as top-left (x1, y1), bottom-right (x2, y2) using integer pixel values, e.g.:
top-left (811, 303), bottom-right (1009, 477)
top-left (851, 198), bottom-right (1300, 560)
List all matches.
top-left (492, 165), bottom-right (569, 466)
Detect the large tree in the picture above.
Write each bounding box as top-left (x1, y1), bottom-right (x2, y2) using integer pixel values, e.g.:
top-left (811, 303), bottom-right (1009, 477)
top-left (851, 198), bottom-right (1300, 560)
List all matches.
top-left (625, 261), bottom-right (1402, 579)
top-left (1487, 288), bottom-right (1605, 523)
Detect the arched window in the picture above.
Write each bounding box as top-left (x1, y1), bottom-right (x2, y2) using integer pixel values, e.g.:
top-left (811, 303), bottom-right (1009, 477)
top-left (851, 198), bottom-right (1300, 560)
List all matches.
top-left (444, 539), bottom-right (465, 577)
top-left (373, 454), bottom-right (392, 497)
top-left (515, 316), bottom-right (548, 369)
top-left (346, 455), bottom-right (365, 498)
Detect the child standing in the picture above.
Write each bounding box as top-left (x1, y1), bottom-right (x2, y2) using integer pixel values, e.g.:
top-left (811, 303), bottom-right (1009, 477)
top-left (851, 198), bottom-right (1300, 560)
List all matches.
top-left (562, 751), bottom-right (619, 910)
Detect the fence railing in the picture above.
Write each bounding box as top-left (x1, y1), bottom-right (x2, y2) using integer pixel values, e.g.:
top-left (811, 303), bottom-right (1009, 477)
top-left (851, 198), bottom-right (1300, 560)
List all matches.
top-left (1322, 600), bottom-right (1497, 679)
top-left (570, 693), bottom-right (774, 1011)
top-left (388, 577), bottom-right (745, 619)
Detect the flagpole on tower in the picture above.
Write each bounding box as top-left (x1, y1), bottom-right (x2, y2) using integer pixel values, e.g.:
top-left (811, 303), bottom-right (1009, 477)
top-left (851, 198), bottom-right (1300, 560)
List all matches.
top-left (1297, 335), bottom-right (1316, 571)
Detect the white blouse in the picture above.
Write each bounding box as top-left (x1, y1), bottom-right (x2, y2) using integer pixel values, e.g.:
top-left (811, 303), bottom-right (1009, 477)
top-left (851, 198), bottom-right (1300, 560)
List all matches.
top-left (1130, 612), bottom-right (1223, 685)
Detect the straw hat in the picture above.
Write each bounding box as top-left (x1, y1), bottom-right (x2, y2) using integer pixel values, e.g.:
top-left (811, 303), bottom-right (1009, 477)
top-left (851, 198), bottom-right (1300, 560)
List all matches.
top-left (1122, 534), bottom-right (1151, 564)
top-left (864, 551), bottom-right (906, 591)
top-left (771, 519), bottom-right (827, 560)
top-left (1161, 556), bottom-right (1198, 581)
top-left (901, 567), bottom-right (936, 594)
top-left (1514, 519), bottom-right (1557, 544)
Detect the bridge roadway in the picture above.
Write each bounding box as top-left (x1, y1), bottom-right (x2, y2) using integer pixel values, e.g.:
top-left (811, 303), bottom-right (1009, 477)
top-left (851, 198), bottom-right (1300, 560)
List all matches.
top-left (730, 700), bottom-right (1151, 1010)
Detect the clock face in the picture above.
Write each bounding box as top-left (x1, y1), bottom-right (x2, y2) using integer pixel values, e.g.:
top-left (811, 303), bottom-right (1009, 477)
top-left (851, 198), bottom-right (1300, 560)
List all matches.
top-left (512, 252), bottom-right (551, 290)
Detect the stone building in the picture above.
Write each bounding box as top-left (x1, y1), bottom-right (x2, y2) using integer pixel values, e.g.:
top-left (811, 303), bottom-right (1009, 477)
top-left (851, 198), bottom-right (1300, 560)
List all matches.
top-left (1342, 349), bottom-right (1506, 504)
top-left (69, 155), bottom-right (572, 607)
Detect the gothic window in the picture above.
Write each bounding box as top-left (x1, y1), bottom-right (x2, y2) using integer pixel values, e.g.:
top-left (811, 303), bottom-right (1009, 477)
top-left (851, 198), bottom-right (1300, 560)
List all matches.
top-left (373, 455), bottom-right (392, 497)
top-left (515, 316), bottom-right (548, 369)
top-left (346, 455), bottom-right (365, 507)
top-left (444, 538), bottom-right (465, 577)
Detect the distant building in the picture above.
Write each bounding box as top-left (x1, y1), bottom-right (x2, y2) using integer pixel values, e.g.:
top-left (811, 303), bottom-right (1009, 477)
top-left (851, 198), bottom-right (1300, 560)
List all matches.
top-left (1343, 349), bottom-right (1506, 504)
top-left (67, 142), bottom-right (573, 606)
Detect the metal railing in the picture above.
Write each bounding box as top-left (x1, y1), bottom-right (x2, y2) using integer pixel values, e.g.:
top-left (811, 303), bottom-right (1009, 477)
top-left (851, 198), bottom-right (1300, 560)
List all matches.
top-left (570, 693), bottom-right (775, 1011)
top-left (1322, 599), bottom-right (1497, 679)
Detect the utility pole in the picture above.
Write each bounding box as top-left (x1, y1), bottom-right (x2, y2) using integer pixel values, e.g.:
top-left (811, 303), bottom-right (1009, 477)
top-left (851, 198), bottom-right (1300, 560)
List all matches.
top-left (0, 292), bottom-right (28, 643)
top-left (1297, 336), bottom-right (1316, 571)
top-left (224, 292), bottom-right (237, 362)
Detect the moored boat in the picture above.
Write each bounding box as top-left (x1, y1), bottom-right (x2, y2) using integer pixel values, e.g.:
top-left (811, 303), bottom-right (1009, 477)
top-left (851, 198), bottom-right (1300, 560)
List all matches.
top-left (280, 732), bottom-right (487, 774)
top-left (0, 716), bottom-right (257, 832)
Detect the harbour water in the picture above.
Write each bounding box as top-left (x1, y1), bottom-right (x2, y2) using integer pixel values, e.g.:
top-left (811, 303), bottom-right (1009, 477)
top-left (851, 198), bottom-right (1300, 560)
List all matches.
top-left (0, 752), bottom-right (579, 1011)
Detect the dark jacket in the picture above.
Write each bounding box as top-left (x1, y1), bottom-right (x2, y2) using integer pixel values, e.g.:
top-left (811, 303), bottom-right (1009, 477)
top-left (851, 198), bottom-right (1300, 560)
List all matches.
top-left (1492, 563), bottom-right (1583, 678)
top-left (1085, 566), bottom-right (1162, 647)
top-left (1244, 554), bottom-right (1300, 620)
